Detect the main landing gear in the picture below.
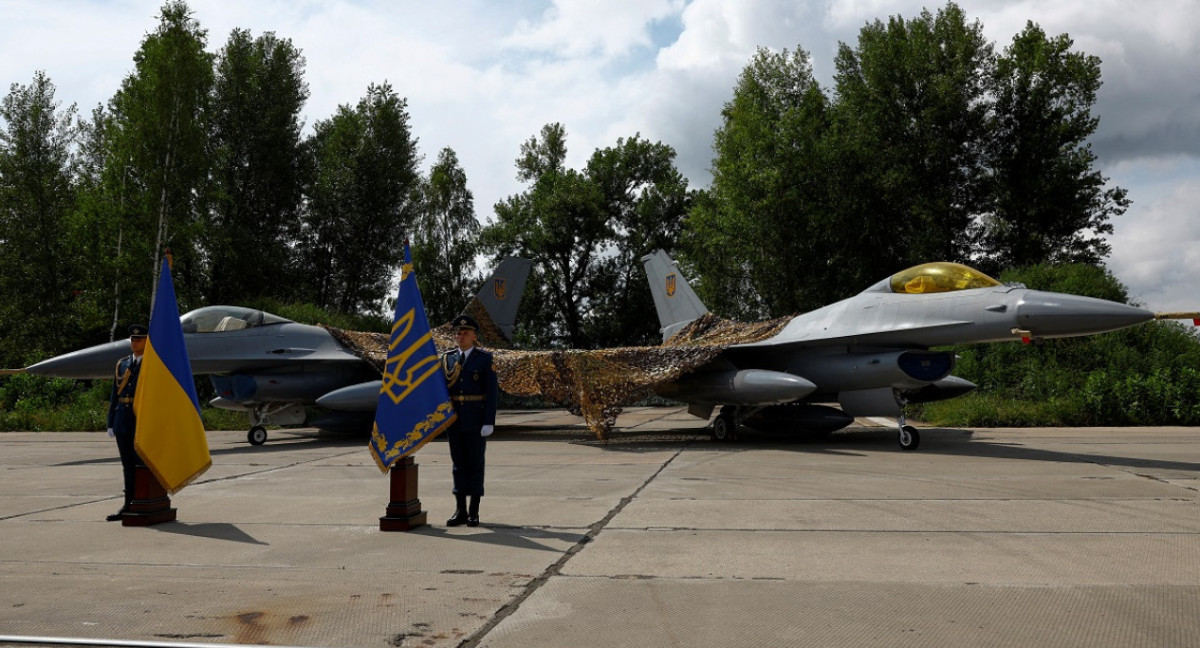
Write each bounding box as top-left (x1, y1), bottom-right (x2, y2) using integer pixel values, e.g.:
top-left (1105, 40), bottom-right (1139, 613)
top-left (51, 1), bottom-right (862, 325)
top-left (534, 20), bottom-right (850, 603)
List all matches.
top-left (712, 403), bottom-right (923, 450)
top-left (711, 406), bottom-right (739, 442)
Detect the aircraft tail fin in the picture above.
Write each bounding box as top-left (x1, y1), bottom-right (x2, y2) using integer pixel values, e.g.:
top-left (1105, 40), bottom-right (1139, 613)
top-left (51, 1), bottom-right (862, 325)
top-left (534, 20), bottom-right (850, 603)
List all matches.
top-left (641, 249), bottom-right (709, 341)
top-left (469, 256), bottom-right (533, 343)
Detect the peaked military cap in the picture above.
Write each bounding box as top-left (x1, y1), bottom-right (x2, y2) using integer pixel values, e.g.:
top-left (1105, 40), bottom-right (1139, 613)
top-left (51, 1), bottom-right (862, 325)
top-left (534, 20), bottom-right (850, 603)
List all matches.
top-left (128, 324), bottom-right (149, 338)
top-left (453, 315), bottom-right (479, 331)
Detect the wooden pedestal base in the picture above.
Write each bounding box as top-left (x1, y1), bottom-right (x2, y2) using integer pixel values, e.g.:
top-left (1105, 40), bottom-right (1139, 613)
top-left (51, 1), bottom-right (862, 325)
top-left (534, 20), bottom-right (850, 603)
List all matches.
top-left (122, 465), bottom-right (177, 526)
top-left (380, 456), bottom-right (426, 531)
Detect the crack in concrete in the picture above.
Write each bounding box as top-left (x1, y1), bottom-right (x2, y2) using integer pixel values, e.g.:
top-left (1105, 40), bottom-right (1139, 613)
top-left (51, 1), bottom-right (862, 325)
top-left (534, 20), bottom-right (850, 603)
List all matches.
top-left (455, 442), bottom-right (691, 648)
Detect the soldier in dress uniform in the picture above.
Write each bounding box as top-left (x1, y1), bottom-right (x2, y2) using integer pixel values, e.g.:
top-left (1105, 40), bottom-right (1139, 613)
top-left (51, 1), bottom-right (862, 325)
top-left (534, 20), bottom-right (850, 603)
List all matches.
top-left (106, 324), bottom-right (148, 521)
top-left (441, 314), bottom-right (498, 527)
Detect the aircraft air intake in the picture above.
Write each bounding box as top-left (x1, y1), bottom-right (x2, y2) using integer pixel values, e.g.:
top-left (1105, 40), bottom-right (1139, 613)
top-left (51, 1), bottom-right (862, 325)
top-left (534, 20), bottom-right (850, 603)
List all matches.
top-left (792, 350), bottom-right (955, 392)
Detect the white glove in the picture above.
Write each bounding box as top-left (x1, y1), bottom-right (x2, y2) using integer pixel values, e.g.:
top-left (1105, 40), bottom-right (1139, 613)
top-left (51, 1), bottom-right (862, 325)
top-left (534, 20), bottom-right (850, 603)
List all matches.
top-left (481, 425), bottom-right (494, 437)
top-left (107, 428), bottom-right (114, 438)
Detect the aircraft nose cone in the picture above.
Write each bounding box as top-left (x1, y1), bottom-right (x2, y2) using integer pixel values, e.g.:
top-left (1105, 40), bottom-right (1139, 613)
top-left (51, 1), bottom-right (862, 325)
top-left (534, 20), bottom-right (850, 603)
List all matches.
top-left (26, 340), bottom-right (131, 379)
top-left (1017, 290), bottom-right (1153, 338)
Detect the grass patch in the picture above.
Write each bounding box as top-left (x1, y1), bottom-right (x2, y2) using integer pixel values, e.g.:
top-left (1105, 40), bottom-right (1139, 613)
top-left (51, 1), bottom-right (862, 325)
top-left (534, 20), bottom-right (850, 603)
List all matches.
top-left (915, 393), bottom-right (1085, 428)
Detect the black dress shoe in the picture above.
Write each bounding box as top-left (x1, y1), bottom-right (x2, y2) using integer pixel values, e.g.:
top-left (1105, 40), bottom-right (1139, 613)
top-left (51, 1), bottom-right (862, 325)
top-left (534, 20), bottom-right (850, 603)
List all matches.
top-left (466, 516), bottom-right (479, 527)
top-left (106, 510), bottom-right (125, 522)
top-left (446, 511), bottom-right (469, 527)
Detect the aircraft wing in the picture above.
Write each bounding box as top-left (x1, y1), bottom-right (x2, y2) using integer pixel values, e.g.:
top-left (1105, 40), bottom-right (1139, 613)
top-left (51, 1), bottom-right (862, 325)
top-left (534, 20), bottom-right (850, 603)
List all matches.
top-left (730, 318), bottom-right (976, 353)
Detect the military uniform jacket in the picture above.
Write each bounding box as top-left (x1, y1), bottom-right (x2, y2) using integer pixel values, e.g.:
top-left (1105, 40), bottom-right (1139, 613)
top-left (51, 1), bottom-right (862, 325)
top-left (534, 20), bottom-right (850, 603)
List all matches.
top-left (442, 347), bottom-right (498, 429)
top-left (107, 355), bottom-right (141, 435)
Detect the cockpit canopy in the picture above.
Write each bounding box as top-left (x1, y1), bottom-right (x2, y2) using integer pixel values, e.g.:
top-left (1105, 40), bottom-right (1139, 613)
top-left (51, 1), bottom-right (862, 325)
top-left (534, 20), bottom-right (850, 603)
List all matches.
top-left (180, 306), bottom-right (291, 333)
top-left (888, 262), bottom-right (1001, 294)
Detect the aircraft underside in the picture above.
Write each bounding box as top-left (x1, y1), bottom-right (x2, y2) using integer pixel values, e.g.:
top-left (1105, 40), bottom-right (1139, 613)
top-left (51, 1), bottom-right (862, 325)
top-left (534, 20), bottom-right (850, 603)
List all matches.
top-left (661, 346), bottom-right (978, 451)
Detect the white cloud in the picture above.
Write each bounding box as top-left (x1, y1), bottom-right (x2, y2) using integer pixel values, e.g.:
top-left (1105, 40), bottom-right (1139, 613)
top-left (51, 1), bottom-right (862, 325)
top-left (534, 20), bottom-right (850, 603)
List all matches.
top-left (1, 0), bottom-right (1197, 307)
top-left (505, 0), bottom-right (683, 58)
top-left (1106, 160), bottom-right (1200, 311)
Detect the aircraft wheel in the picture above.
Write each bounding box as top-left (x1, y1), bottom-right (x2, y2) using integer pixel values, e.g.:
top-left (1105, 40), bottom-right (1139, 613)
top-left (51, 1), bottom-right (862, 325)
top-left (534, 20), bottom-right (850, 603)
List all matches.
top-left (712, 413), bottom-right (737, 442)
top-left (248, 426), bottom-right (268, 446)
top-left (898, 425), bottom-right (920, 451)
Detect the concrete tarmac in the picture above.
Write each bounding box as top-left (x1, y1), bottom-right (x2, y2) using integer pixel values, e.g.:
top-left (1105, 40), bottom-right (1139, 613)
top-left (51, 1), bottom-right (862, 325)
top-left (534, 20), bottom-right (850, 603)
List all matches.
top-left (1, 408), bottom-right (1198, 647)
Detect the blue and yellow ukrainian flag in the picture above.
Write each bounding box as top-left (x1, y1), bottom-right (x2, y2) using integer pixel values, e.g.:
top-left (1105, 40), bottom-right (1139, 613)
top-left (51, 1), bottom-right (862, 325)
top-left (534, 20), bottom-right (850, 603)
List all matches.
top-left (134, 258), bottom-right (212, 493)
top-left (369, 244), bottom-right (457, 472)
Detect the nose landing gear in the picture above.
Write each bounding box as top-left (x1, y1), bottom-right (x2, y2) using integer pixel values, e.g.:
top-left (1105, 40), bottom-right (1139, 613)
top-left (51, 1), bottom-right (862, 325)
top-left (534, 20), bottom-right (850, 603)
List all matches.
top-left (896, 410), bottom-right (920, 451)
top-left (248, 425), bottom-right (268, 446)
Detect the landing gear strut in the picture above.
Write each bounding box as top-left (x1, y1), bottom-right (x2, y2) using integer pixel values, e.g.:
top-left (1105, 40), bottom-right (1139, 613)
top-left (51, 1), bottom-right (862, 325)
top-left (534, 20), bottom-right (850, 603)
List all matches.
top-left (896, 410), bottom-right (920, 451)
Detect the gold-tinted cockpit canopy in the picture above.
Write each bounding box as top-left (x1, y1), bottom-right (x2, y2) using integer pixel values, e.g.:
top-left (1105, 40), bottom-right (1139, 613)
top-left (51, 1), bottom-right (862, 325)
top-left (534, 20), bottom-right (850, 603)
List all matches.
top-left (889, 262), bottom-right (1001, 294)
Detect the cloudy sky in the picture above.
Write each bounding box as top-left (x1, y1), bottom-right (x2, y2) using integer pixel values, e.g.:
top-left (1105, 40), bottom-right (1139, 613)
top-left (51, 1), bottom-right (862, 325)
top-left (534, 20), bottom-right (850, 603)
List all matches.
top-left (2, 0), bottom-right (1197, 312)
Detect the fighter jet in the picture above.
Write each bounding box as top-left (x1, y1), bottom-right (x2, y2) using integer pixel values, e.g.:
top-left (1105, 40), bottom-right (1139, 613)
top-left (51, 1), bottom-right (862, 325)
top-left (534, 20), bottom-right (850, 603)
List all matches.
top-left (641, 250), bottom-right (1190, 450)
top-left (25, 258), bottom-right (532, 445)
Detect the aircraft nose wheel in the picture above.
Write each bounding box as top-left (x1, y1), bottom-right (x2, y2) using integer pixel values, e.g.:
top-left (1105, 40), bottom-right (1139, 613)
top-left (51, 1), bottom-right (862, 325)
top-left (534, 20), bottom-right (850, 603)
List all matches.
top-left (898, 424), bottom-right (920, 451)
top-left (248, 425), bottom-right (268, 445)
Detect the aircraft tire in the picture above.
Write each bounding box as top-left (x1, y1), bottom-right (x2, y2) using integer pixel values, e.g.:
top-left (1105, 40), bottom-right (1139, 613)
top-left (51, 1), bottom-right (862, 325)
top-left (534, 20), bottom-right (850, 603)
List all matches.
top-left (712, 412), bottom-right (737, 442)
top-left (248, 426), bottom-right (268, 446)
top-left (898, 425), bottom-right (920, 451)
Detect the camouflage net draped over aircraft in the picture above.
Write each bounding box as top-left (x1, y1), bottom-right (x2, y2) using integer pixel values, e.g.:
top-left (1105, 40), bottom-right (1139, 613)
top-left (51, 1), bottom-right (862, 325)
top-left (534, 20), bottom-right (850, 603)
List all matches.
top-left (325, 306), bottom-right (791, 439)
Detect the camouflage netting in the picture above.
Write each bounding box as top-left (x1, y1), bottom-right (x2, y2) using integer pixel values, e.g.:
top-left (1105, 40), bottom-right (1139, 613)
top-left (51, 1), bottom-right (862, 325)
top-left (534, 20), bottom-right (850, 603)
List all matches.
top-left (324, 309), bottom-right (791, 439)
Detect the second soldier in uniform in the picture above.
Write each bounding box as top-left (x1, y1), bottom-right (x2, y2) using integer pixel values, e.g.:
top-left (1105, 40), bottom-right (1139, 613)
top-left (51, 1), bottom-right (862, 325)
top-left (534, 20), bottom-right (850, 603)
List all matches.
top-left (441, 315), bottom-right (498, 527)
top-left (106, 324), bottom-right (148, 521)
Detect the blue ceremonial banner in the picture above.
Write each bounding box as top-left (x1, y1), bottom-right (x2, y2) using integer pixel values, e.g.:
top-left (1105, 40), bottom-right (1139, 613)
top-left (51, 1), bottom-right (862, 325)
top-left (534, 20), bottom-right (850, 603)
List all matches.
top-left (369, 244), bottom-right (457, 472)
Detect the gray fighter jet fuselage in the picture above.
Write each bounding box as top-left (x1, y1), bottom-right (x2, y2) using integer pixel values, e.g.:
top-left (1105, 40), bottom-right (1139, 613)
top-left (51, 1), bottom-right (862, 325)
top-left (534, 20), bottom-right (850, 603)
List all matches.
top-left (26, 258), bottom-right (533, 445)
top-left (642, 250), bottom-right (1176, 450)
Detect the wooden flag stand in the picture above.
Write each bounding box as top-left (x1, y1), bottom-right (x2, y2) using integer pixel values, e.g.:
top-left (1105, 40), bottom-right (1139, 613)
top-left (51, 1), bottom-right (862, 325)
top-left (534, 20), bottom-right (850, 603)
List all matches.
top-left (122, 465), bottom-right (177, 526)
top-left (380, 456), bottom-right (427, 531)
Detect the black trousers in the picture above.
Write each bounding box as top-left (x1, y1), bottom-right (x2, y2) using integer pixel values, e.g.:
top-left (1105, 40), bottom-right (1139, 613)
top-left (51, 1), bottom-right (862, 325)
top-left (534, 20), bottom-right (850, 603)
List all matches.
top-left (447, 422), bottom-right (487, 496)
top-left (114, 429), bottom-right (143, 500)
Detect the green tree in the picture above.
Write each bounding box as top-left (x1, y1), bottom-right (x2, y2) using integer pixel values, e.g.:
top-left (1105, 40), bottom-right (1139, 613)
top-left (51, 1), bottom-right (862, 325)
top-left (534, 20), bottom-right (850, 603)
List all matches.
top-left (833, 2), bottom-right (993, 267)
top-left (206, 28), bottom-right (309, 304)
top-left (687, 2), bottom-right (1129, 319)
top-left (585, 135), bottom-right (692, 345)
top-left (0, 72), bottom-right (80, 364)
top-left (979, 22), bottom-right (1127, 272)
top-left (483, 124), bottom-right (689, 348)
top-left (298, 82), bottom-right (421, 313)
top-left (682, 46), bottom-right (833, 318)
top-left (484, 124), bottom-right (608, 347)
top-left (67, 105), bottom-right (121, 342)
top-left (84, 0), bottom-right (213, 328)
top-left (412, 147), bottom-right (481, 325)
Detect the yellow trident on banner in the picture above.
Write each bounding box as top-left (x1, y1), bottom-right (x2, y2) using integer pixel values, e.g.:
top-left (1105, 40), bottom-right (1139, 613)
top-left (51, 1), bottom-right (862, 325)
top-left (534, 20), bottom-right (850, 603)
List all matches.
top-left (380, 308), bottom-right (441, 405)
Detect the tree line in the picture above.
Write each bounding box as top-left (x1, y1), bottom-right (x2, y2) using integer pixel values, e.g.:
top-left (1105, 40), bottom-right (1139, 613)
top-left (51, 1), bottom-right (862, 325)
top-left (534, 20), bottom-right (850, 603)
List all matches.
top-left (1, 1), bottom-right (1131, 369)
top-left (684, 3), bottom-right (1127, 319)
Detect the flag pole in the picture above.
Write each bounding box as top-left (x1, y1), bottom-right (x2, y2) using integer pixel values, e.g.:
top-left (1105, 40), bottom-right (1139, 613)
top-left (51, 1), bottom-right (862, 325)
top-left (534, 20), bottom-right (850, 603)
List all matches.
top-left (124, 249), bottom-right (211, 526)
top-left (373, 241), bottom-right (456, 532)
top-left (379, 240), bottom-right (428, 531)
